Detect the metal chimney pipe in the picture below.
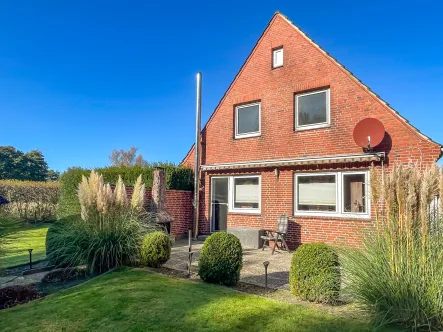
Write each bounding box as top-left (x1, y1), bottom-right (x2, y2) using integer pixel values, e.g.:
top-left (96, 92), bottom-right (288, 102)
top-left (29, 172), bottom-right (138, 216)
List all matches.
top-left (193, 72), bottom-right (202, 238)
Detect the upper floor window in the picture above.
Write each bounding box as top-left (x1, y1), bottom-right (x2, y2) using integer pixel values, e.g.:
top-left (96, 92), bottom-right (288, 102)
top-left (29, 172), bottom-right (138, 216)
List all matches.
top-left (295, 88), bottom-right (330, 130)
top-left (273, 47), bottom-right (283, 68)
top-left (235, 102), bottom-right (261, 139)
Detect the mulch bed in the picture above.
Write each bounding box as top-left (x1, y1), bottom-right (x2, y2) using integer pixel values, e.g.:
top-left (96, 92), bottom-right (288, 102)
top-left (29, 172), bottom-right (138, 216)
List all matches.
top-left (0, 284), bottom-right (40, 310)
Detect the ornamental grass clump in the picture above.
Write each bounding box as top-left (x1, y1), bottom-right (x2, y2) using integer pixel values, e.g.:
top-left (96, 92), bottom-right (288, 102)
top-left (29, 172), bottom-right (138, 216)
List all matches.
top-left (49, 170), bottom-right (156, 273)
top-left (342, 163), bottom-right (443, 331)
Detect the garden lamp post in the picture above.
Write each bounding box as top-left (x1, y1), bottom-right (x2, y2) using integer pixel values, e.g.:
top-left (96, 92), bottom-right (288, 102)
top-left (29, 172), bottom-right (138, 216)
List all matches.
top-left (28, 249), bottom-right (33, 269)
top-left (263, 261), bottom-right (270, 289)
top-left (188, 251), bottom-right (194, 277)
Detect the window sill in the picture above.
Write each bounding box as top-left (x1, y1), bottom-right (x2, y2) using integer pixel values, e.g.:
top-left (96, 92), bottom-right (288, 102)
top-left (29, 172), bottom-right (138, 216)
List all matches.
top-left (293, 212), bottom-right (371, 220)
top-left (272, 65), bottom-right (283, 70)
top-left (294, 124), bottom-right (331, 132)
top-left (234, 133), bottom-right (261, 140)
top-left (228, 210), bottom-right (261, 215)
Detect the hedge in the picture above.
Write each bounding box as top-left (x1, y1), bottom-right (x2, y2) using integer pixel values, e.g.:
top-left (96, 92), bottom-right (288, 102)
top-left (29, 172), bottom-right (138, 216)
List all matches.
top-left (57, 166), bottom-right (193, 218)
top-left (0, 180), bottom-right (60, 222)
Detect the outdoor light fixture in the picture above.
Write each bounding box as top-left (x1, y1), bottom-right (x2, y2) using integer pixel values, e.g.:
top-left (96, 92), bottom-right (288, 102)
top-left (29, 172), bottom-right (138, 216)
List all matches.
top-left (188, 251), bottom-right (194, 277)
top-left (263, 261), bottom-right (270, 289)
top-left (28, 249), bottom-right (33, 269)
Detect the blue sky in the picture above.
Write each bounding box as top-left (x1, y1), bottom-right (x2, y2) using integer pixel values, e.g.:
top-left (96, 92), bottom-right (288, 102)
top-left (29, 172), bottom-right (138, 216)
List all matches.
top-left (1, 0), bottom-right (442, 171)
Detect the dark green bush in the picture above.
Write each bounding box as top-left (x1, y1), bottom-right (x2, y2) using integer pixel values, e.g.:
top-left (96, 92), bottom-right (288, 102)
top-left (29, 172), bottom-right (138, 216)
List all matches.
top-left (57, 166), bottom-right (193, 218)
top-left (289, 243), bottom-right (340, 304)
top-left (198, 232), bottom-right (243, 286)
top-left (140, 232), bottom-right (171, 268)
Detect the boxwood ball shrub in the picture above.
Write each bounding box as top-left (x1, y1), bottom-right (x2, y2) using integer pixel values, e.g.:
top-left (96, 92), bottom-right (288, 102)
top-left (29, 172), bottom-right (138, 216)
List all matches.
top-left (198, 232), bottom-right (243, 286)
top-left (290, 243), bottom-right (340, 304)
top-left (140, 232), bottom-right (172, 268)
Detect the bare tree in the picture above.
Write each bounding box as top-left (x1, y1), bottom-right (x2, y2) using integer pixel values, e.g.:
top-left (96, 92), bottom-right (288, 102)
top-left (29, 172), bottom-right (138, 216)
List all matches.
top-left (109, 147), bottom-right (148, 167)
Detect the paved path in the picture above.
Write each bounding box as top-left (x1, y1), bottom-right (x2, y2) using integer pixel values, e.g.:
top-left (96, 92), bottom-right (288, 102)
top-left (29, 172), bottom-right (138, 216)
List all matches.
top-left (164, 240), bottom-right (292, 290)
top-left (0, 271), bottom-right (48, 288)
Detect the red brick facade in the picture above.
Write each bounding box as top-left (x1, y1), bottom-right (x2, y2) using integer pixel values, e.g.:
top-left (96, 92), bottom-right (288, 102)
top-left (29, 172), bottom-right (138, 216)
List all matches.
top-left (126, 187), bottom-right (193, 238)
top-left (182, 13), bottom-right (442, 246)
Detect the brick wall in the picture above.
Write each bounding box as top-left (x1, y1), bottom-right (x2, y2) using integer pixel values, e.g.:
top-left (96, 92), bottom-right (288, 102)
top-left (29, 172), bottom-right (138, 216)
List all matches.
top-left (126, 187), bottom-right (193, 238)
top-left (183, 13), bottom-right (442, 246)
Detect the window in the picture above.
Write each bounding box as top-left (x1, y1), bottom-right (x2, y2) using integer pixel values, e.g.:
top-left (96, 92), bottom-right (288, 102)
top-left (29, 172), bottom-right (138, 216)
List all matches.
top-left (295, 89), bottom-right (330, 130)
top-left (343, 173), bottom-right (366, 213)
top-left (273, 47), bottom-right (283, 68)
top-left (297, 174), bottom-right (337, 212)
top-left (235, 102), bottom-right (261, 138)
top-left (294, 171), bottom-right (369, 218)
top-left (233, 177), bottom-right (260, 210)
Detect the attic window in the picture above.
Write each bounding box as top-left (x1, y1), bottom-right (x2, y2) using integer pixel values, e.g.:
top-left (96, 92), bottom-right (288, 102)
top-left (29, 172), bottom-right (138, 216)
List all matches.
top-left (272, 47), bottom-right (283, 68)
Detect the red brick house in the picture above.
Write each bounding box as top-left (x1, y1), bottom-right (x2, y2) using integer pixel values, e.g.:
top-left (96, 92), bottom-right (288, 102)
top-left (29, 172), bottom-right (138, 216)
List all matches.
top-left (181, 12), bottom-right (442, 247)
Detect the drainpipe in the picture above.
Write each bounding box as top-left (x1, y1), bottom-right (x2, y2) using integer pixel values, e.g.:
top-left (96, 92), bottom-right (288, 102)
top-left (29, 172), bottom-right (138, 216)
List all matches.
top-left (193, 72), bottom-right (202, 238)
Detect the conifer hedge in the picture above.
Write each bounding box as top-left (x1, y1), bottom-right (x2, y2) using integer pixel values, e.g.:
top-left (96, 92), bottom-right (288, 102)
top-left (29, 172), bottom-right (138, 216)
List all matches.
top-left (57, 166), bottom-right (193, 218)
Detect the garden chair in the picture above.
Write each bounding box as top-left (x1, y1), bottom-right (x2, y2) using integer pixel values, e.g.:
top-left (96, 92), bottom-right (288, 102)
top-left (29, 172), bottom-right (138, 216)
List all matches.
top-left (261, 215), bottom-right (289, 255)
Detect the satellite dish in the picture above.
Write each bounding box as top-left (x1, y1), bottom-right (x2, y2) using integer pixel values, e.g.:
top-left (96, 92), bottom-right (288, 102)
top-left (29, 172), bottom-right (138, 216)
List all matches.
top-left (353, 118), bottom-right (385, 150)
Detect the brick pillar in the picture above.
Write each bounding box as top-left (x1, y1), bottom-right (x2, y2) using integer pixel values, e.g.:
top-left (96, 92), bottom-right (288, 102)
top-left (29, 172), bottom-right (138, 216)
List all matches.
top-left (151, 168), bottom-right (166, 213)
top-left (151, 168), bottom-right (173, 232)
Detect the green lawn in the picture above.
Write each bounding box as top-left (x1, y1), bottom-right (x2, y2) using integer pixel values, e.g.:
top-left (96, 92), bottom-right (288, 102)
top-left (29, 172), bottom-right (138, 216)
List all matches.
top-left (0, 223), bottom-right (49, 268)
top-left (0, 268), bottom-right (400, 332)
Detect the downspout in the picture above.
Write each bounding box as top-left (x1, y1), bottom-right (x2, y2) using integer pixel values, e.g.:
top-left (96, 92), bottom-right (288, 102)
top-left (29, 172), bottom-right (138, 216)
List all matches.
top-left (193, 72), bottom-right (202, 238)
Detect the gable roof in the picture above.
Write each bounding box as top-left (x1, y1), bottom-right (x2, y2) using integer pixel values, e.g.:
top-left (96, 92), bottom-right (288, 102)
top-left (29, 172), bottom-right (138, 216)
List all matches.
top-left (182, 12), bottom-right (442, 164)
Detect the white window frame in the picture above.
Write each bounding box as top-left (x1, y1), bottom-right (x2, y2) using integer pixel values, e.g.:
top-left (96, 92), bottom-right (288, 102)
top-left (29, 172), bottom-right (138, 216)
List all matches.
top-left (295, 88), bottom-right (330, 131)
top-left (235, 102), bottom-right (261, 139)
top-left (210, 176), bottom-right (230, 233)
top-left (341, 171), bottom-right (370, 217)
top-left (294, 171), bottom-right (370, 219)
top-left (273, 47), bottom-right (283, 68)
top-left (229, 175), bottom-right (261, 214)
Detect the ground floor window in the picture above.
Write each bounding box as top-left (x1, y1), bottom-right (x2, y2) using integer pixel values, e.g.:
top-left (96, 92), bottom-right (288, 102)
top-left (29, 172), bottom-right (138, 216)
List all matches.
top-left (294, 171), bottom-right (369, 218)
top-left (233, 176), bottom-right (260, 209)
top-left (211, 175), bottom-right (261, 216)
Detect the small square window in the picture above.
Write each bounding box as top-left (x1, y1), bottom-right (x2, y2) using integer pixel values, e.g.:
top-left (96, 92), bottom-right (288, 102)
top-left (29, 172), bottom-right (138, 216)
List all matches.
top-left (273, 48), bottom-right (283, 68)
top-left (235, 102), bottom-right (261, 138)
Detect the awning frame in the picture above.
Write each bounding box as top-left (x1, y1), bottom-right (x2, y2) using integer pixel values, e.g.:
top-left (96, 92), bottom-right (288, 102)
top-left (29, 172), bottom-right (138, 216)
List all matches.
top-left (201, 152), bottom-right (385, 171)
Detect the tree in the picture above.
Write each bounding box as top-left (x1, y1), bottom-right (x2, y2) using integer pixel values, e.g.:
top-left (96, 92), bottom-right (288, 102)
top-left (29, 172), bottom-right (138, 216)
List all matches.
top-left (0, 146), bottom-right (22, 180)
top-left (0, 146), bottom-right (49, 181)
top-left (22, 150), bottom-right (48, 181)
top-left (109, 147), bottom-right (148, 167)
top-left (46, 170), bottom-right (60, 181)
